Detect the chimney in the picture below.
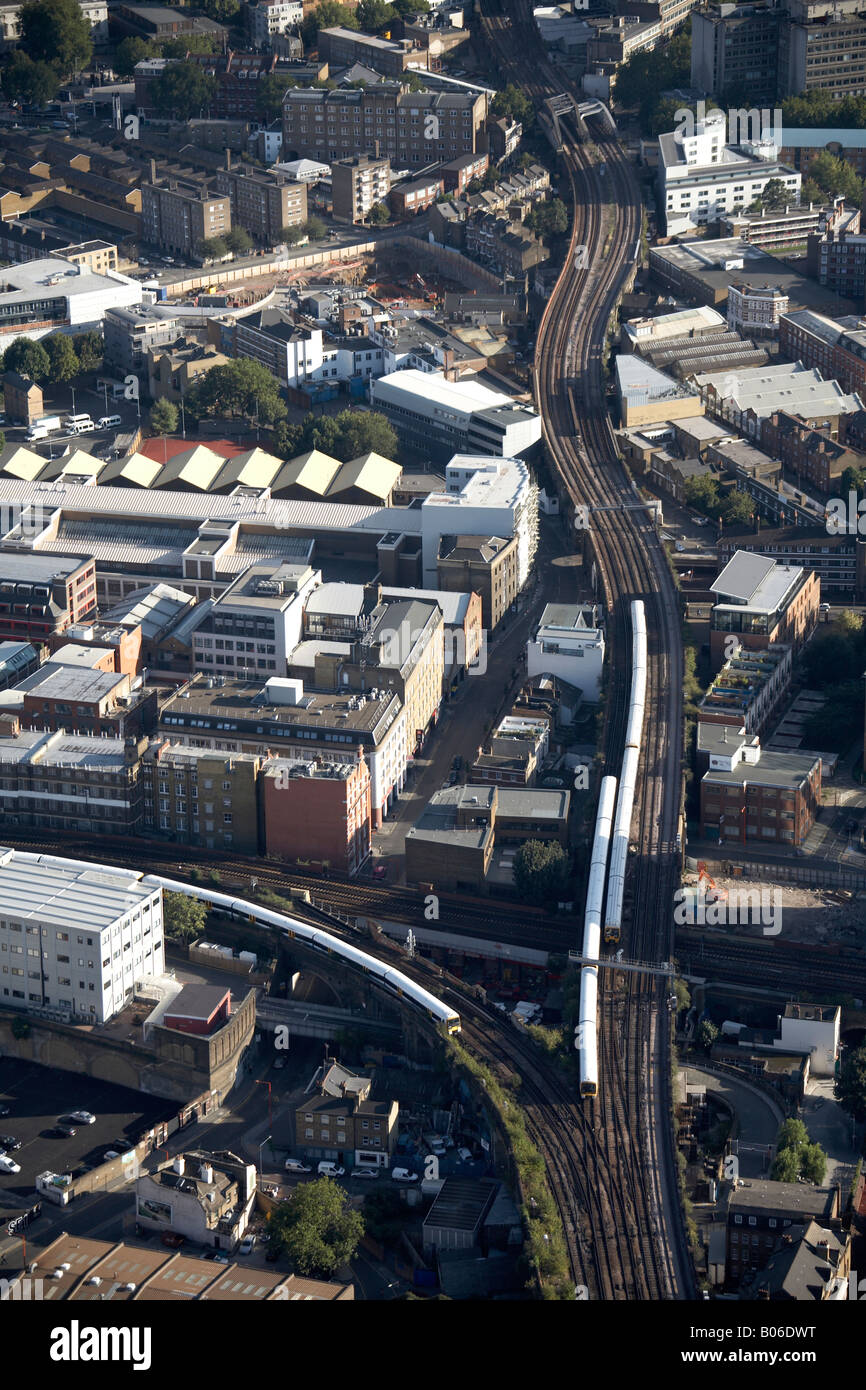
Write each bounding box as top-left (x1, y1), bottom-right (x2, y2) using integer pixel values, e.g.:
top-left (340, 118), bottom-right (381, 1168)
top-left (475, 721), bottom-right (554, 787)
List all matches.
top-left (150, 158), bottom-right (158, 185)
top-left (225, 147), bottom-right (231, 171)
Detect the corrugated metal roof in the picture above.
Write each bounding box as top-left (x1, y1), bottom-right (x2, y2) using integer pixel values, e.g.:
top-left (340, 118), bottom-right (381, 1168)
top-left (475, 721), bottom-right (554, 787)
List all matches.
top-left (328, 452), bottom-right (401, 501)
top-left (0, 852), bottom-right (158, 932)
top-left (272, 449), bottom-right (342, 496)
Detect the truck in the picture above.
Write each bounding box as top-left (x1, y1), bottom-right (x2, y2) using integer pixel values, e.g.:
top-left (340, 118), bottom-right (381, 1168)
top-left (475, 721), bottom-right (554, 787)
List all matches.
top-left (26, 414), bottom-right (62, 440)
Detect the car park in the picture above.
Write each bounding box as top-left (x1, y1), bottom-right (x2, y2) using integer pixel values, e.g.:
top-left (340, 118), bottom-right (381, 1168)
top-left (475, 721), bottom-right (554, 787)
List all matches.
top-left (284, 1159), bottom-right (311, 1173)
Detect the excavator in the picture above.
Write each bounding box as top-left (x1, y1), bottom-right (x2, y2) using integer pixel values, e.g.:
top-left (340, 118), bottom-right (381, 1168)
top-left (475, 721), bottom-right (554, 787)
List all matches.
top-left (696, 861), bottom-right (727, 904)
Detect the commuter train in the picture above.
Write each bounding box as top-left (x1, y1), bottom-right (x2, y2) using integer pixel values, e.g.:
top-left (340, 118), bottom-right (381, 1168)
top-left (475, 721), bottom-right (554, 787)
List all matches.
top-left (578, 774), bottom-right (617, 1098)
top-left (9, 851), bottom-right (462, 1038)
top-left (604, 600), bottom-right (647, 944)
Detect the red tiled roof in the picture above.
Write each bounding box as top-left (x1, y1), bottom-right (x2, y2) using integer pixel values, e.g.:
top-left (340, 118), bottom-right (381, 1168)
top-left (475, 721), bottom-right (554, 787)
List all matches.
top-left (137, 437), bottom-right (248, 463)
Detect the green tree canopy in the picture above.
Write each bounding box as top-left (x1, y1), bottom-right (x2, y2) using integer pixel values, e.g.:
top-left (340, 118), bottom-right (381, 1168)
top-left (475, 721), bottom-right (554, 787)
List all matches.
top-left (2, 50), bottom-right (59, 105)
top-left (279, 223), bottom-right (306, 244)
top-left (800, 1143), bottom-right (827, 1185)
top-left (802, 615), bottom-right (866, 688)
top-left (392, 0), bottom-right (429, 12)
top-left (756, 177), bottom-right (793, 211)
top-left (776, 1119), bottom-right (810, 1151)
top-left (492, 82), bottom-right (533, 129)
top-left (835, 1042), bottom-right (866, 1122)
top-left (275, 407), bottom-right (397, 462)
top-left (161, 34), bottom-right (219, 58)
top-left (19, 0), bottom-right (92, 76)
top-left (367, 200), bottom-right (390, 225)
top-left (673, 978), bottom-right (691, 1012)
top-left (840, 464), bottom-right (866, 495)
top-left (163, 891), bottom-right (208, 943)
top-left (513, 839), bottom-right (568, 903)
top-left (697, 1019), bottom-right (719, 1052)
top-left (357, 0), bottom-right (397, 30)
top-left (151, 61), bottom-right (217, 121)
top-left (526, 197), bottom-right (568, 240)
top-left (72, 329), bottom-right (102, 373)
top-left (301, 0), bottom-right (359, 45)
top-left (304, 214), bottom-right (327, 240)
top-left (197, 236), bottom-right (228, 260)
top-left (2, 335), bottom-right (50, 383)
top-left (770, 1118), bottom-right (827, 1183)
top-left (186, 358), bottom-right (287, 426)
top-left (267, 1177), bottom-right (364, 1276)
top-left (43, 332), bottom-right (79, 384)
top-left (256, 71), bottom-right (297, 122)
top-left (803, 679), bottom-right (865, 753)
top-left (718, 489), bottom-right (754, 527)
top-left (113, 36), bottom-right (158, 77)
top-left (613, 37), bottom-right (690, 126)
top-left (150, 397), bottom-right (179, 434)
top-left (198, 0), bottom-right (240, 19)
top-left (225, 226), bottom-right (253, 254)
top-left (800, 150), bottom-right (863, 206)
top-left (770, 1146), bottom-right (801, 1182)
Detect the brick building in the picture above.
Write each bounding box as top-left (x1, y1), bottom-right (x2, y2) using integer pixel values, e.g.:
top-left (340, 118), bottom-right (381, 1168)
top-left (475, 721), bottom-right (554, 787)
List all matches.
top-left (295, 1059), bottom-right (398, 1168)
top-left (760, 409), bottom-right (866, 495)
top-left (390, 174), bottom-right (444, 218)
top-left (779, 308), bottom-right (866, 396)
top-left (0, 553), bottom-right (96, 646)
top-left (142, 179), bottom-right (231, 257)
top-left (709, 550), bottom-right (820, 669)
top-left (441, 151), bottom-right (489, 196)
top-left (282, 85), bottom-right (488, 170)
top-left (261, 755), bottom-right (371, 876)
top-left (317, 27), bottom-right (429, 78)
top-left (437, 533), bottom-right (520, 630)
top-left (164, 984), bottom-right (232, 1036)
top-left (725, 1181), bottom-right (840, 1286)
top-left (465, 213), bottom-right (548, 277)
top-left (331, 153), bottom-right (390, 224)
top-left (0, 728), bottom-right (145, 836)
top-left (141, 741), bottom-right (262, 854)
top-left (1, 370), bottom-right (43, 425)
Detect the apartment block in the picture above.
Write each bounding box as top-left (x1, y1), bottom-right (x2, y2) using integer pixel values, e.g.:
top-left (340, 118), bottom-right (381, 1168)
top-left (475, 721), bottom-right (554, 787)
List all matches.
top-left (716, 526), bottom-right (866, 598)
top-left (526, 602), bottom-right (605, 703)
top-left (698, 643), bottom-right (792, 736)
top-left (700, 739), bottom-right (821, 846)
top-left (295, 1060), bottom-right (398, 1168)
top-left (103, 306), bottom-right (181, 377)
top-left (142, 181), bottom-right (231, 257)
top-left (0, 848), bottom-right (164, 1023)
top-left (0, 554), bottom-right (96, 646)
top-left (331, 153), bottom-right (390, 225)
top-left (0, 729), bottom-right (145, 837)
top-left (390, 174), bottom-right (444, 219)
top-left (282, 85), bottom-right (488, 170)
top-left (441, 151), bottom-right (489, 195)
top-left (248, 0), bottom-right (303, 46)
top-left (779, 308), bottom-right (866, 397)
top-left (709, 550), bottom-right (820, 668)
top-left (262, 754), bottom-right (371, 875)
top-left (691, 2), bottom-right (783, 103)
top-left (761, 408), bottom-right (866, 495)
top-left (807, 226), bottom-right (866, 308)
top-left (725, 1181), bottom-right (840, 1285)
top-left (142, 741), bottom-right (261, 854)
top-left (437, 534), bottom-right (519, 631)
top-left (465, 213), bottom-right (549, 277)
top-left (214, 165), bottom-right (307, 244)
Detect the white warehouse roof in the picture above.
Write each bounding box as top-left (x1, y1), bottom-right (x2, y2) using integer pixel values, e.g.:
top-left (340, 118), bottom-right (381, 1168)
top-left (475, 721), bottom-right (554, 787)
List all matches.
top-left (0, 848), bottom-right (159, 933)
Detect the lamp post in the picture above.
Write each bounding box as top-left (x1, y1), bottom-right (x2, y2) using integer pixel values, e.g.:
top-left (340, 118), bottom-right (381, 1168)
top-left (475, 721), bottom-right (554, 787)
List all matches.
top-left (258, 1135), bottom-right (272, 1186)
top-left (256, 1077), bottom-right (272, 1130)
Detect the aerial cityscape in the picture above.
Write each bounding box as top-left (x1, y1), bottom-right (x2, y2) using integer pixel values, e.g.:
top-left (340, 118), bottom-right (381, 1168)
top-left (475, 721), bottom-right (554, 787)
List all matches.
top-left (0, 0), bottom-right (863, 1350)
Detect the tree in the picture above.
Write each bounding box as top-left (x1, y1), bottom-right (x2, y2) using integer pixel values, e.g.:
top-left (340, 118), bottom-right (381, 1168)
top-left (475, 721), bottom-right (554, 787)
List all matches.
top-left (840, 464), bottom-right (866, 495)
top-left (198, 0), bottom-right (239, 19)
top-left (151, 397), bottom-right (178, 435)
top-left (800, 1143), bottom-right (827, 1185)
top-left (19, 0), bottom-right (92, 75)
top-left (225, 226), bottom-right (253, 254)
top-left (161, 34), bottom-right (218, 58)
top-left (800, 150), bottom-right (863, 206)
top-left (612, 36), bottom-right (691, 128)
top-left (803, 679), bottom-right (865, 753)
top-left (391, 0), bottom-right (428, 13)
top-left (279, 223), bottom-right (306, 245)
top-left (836, 1043), bottom-right (866, 1122)
top-left (357, 0), bottom-right (396, 31)
top-left (73, 329), bottom-right (103, 373)
top-left (758, 177), bottom-right (792, 211)
top-left (2, 335), bottom-right (50, 383)
top-left (197, 236), bottom-right (228, 261)
top-left (163, 891), bottom-right (208, 943)
top-left (304, 215), bottom-right (327, 240)
top-left (0, 430), bottom-right (6, 454)
top-left (776, 1119), bottom-right (809, 1151)
top-left (684, 473), bottom-right (721, 518)
top-left (2, 50), bottom-right (59, 105)
top-left (42, 332), bottom-right (79, 384)
top-left (513, 839), bottom-right (568, 903)
top-left (151, 62), bottom-right (217, 121)
top-left (186, 358), bottom-right (287, 426)
top-left (300, 0), bottom-right (359, 45)
top-left (492, 83), bottom-right (533, 129)
top-left (11, 1014), bottom-right (30, 1039)
top-left (673, 978), bottom-right (691, 1013)
top-left (113, 36), bottom-right (158, 78)
top-left (527, 197), bottom-right (568, 240)
top-left (718, 489), bottom-right (754, 527)
top-left (267, 1177), bottom-right (364, 1277)
top-left (696, 1019), bottom-right (719, 1052)
top-left (256, 71), bottom-right (296, 122)
top-left (770, 1147), bottom-right (801, 1183)
top-left (276, 407), bottom-right (397, 462)
top-left (367, 200), bottom-right (390, 225)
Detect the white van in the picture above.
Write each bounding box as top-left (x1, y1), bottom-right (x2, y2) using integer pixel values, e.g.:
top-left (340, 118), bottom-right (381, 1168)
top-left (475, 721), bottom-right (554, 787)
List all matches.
top-left (26, 425), bottom-right (50, 441)
top-left (96, 414), bottom-right (122, 430)
top-left (71, 420), bottom-right (95, 434)
top-left (65, 412), bottom-right (94, 428)
top-left (317, 1161), bottom-right (345, 1178)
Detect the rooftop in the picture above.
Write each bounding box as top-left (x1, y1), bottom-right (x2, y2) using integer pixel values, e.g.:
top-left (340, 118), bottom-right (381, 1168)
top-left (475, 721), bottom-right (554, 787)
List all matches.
top-left (711, 550), bottom-right (806, 614)
top-left (0, 849), bottom-right (159, 930)
top-left (703, 747), bottom-right (820, 789)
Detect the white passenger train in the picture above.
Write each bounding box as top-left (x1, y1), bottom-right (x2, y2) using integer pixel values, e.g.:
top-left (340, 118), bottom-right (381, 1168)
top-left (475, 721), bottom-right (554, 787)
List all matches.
top-left (9, 851), bottom-right (462, 1037)
top-left (578, 774), bottom-right (617, 1098)
top-left (604, 600), bottom-right (647, 944)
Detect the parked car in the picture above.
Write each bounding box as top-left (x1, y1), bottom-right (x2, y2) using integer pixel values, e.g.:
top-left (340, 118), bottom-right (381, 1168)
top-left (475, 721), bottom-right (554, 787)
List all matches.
top-left (67, 1110), bottom-right (96, 1125)
top-left (239, 1234), bottom-right (256, 1256)
top-left (209, 1251), bottom-right (229, 1264)
top-left (0, 1136), bottom-right (21, 1151)
top-left (161, 1232), bottom-right (184, 1249)
top-left (372, 864), bottom-right (387, 880)
top-left (317, 1161), bottom-right (345, 1178)
top-left (284, 1159), bottom-right (311, 1173)
top-left (0, 1105), bottom-right (10, 1117)
top-left (351, 1167), bottom-right (379, 1179)
top-left (53, 1123), bottom-right (76, 1138)
top-left (392, 1168), bottom-right (419, 1183)
top-left (457, 1147), bottom-right (473, 1162)
top-left (0, 1154), bottom-right (21, 1173)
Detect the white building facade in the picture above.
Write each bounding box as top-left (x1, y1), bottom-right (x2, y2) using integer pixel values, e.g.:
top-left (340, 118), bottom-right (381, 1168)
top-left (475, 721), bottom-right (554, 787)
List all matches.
top-left (248, 0), bottom-right (303, 47)
top-left (0, 850), bottom-right (164, 1024)
top-left (420, 454), bottom-right (538, 588)
top-left (526, 603), bottom-right (605, 702)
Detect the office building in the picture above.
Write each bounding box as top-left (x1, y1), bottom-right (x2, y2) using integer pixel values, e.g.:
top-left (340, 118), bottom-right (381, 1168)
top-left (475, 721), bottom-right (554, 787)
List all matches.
top-left (262, 755), bottom-right (371, 875)
top-left (370, 369), bottom-right (542, 465)
top-left (709, 549), bottom-right (820, 667)
top-left (317, 27), bottom-right (429, 78)
top-left (690, 3), bottom-right (783, 103)
top-left (700, 739), bottom-right (821, 846)
top-left (191, 560), bottom-right (320, 679)
top-left (142, 180), bottom-right (232, 258)
top-left (0, 848), bottom-right (164, 1022)
top-left (0, 728), bottom-right (145, 836)
top-left (103, 306), bottom-right (181, 377)
top-left (141, 741), bottom-right (261, 853)
top-left (0, 256), bottom-right (141, 332)
top-left (0, 553), bottom-right (96, 646)
top-left (332, 153), bottom-right (391, 225)
top-left (526, 602), bottom-right (605, 703)
top-left (436, 534), bottom-right (519, 631)
top-left (806, 225), bottom-right (866, 309)
top-left (247, 0), bottom-right (303, 47)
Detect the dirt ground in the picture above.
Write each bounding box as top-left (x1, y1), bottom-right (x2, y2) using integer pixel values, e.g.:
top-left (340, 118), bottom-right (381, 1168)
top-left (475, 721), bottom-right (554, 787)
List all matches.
top-left (679, 870), bottom-right (865, 945)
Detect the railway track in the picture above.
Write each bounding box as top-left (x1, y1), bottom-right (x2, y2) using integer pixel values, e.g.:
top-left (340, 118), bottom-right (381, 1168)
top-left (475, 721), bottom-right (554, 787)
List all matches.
top-left (476, 0), bottom-right (692, 1298)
